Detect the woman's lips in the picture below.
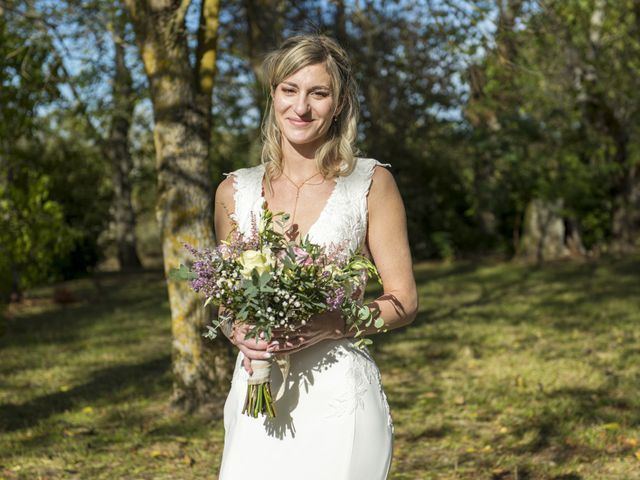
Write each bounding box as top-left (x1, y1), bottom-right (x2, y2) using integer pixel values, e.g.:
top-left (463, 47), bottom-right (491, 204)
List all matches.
top-left (287, 118), bottom-right (312, 126)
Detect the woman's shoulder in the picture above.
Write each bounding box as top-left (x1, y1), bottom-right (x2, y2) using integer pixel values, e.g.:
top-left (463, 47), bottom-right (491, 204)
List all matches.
top-left (224, 163), bottom-right (265, 180)
top-left (353, 157), bottom-right (391, 173)
top-left (216, 164), bottom-right (263, 202)
top-left (344, 157), bottom-right (393, 187)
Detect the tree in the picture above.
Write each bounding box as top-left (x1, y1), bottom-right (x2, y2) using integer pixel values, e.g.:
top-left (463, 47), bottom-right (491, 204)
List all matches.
top-left (123, 0), bottom-right (234, 412)
top-left (2, 0), bottom-right (146, 270)
top-left (107, 6), bottom-right (143, 270)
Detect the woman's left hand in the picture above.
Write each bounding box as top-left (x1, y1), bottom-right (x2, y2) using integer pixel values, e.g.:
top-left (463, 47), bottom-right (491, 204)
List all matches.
top-left (267, 310), bottom-right (345, 354)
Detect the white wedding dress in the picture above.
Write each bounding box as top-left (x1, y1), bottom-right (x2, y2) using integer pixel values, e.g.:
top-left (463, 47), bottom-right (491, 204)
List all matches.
top-left (218, 158), bottom-right (393, 480)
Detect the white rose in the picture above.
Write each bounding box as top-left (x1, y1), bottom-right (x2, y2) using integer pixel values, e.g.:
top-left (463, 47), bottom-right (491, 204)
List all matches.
top-left (238, 248), bottom-right (275, 279)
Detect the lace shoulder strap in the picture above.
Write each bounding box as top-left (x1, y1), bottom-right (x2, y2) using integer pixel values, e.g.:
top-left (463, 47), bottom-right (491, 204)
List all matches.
top-left (224, 164), bottom-right (265, 235)
top-left (342, 157), bottom-right (391, 209)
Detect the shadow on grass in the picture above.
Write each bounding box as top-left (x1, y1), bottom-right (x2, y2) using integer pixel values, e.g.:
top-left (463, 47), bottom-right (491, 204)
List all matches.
top-left (505, 385), bottom-right (639, 459)
top-left (0, 354), bottom-right (171, 433)
top-left (0, 271), bottom-right (169, 359)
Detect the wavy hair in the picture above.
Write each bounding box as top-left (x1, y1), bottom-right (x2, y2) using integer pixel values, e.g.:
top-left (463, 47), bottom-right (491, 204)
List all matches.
top-left (260, 34), bottom-right (360, 183)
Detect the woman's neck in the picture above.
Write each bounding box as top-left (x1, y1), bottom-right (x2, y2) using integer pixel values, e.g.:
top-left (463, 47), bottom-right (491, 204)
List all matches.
top-left (281, 140), bottom-right (322, 179)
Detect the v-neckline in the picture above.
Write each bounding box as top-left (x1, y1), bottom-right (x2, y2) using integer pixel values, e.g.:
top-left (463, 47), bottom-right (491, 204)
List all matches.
top-left (259, 165), bottom-right (340, 244)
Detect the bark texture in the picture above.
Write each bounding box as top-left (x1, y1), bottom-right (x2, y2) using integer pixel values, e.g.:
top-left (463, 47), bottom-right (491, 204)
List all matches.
top-left (108, 19), bottom-right (142, 270)
top-left (244, 0), bottom-right (283, 117)
top-left (519, 199), bottom-right (570, 263)
top-left (125, 0), bottom-right (234, 412)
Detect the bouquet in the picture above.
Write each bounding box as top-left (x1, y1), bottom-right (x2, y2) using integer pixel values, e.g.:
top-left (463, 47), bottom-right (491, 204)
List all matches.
top-left (171, 205), bottom-right (384, 418)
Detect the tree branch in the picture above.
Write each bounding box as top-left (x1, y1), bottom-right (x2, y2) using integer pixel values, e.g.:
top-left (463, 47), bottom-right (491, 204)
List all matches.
top-left (195, 0), bottom-right (220, 96)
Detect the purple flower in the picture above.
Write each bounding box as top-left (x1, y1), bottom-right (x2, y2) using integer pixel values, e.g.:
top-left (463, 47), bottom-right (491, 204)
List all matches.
top-left (293, 246), bottom-right (313, 266)
top-left (326, 286), bottom-right (345, 311)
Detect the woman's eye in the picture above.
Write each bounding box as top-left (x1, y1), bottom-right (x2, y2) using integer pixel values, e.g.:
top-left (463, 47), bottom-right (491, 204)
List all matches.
top-left (282, 87), bottom-right (296, 94)
top-left (312, 91), bottom-right (330, 98)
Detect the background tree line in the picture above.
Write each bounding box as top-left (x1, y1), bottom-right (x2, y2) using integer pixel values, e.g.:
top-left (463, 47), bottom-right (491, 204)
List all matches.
top-left (1, 0), bottom-right (638, 408)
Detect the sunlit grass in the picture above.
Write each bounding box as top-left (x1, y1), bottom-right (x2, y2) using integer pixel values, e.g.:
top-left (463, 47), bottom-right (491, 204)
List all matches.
top-left (1, 257), bottom-right (639, 479)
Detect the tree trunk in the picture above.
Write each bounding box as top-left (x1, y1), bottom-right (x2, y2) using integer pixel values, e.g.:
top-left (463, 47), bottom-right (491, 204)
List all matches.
top-left (611, 155), bottom-right (640, 250)
top-left (108, 17), bottom-right (142, 271)
top-left (519, 198), bottom-right (570, 263)
top-left (572, 0), bottom-right (639, 249)
top-left (125, 0), bottom-right (234, 413)
top-left (244, 0), bottom-right (283, 117)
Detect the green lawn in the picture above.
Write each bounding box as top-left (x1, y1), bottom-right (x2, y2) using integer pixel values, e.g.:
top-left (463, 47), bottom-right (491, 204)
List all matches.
top-left (1, 257), bottom-right (639, 479)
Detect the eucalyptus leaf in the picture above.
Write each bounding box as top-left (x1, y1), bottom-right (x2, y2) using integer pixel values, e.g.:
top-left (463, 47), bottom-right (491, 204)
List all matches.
top-left (168, 264), bottom-right (197, 281)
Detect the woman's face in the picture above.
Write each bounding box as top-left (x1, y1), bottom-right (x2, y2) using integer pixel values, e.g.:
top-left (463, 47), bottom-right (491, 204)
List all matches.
top-left (273, 63), bottom-right (335, 153)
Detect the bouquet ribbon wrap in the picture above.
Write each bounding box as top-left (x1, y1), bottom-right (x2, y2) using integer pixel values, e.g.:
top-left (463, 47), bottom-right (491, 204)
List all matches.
top-left (244, 353), bottom-right (290, 417)
top-left (246, 354), bottom-right (290, 401)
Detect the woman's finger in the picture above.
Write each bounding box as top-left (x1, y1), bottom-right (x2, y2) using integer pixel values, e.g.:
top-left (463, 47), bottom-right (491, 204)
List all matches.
top-left (239, 344), bottom-right (272, 360)
top-left (240, 336), bottom-right (270, 350)
top-left (242, 355), bottom-right (252, 375)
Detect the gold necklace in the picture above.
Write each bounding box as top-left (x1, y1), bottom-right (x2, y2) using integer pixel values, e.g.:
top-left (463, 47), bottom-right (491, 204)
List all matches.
top-left (281, 170), bottom-right (324, 240)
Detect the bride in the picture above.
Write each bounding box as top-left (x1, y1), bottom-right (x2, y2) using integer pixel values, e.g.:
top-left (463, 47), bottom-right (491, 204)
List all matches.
top-left (214, 34), bottom-right (417, 480)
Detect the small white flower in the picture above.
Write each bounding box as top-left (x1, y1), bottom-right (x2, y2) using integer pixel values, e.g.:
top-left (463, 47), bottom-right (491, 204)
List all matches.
top-left (279, 312), bottom-right (284, 317)
top-left (267, 307), bottom-right (272, 312)
top-left (282, 301), bottom-right (288, 307)
top-left (301, 320), bottom-right (306, 326)
top-left (285, 293), bottom-right (290, 300)
top-left (294, 301), bottom-right (300, 308)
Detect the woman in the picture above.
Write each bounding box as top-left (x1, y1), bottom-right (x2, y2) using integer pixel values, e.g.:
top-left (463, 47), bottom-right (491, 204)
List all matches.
top-left (214, 34), bottom-right (417, 480)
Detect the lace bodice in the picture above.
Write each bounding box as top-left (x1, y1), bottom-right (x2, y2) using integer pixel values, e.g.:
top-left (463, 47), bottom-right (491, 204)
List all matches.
top-left (228, 157), bottom-right (390, 254)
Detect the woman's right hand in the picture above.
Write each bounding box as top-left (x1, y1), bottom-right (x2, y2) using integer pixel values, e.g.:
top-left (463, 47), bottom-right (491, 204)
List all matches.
top-left (228, 323), bottom-right (273, 375)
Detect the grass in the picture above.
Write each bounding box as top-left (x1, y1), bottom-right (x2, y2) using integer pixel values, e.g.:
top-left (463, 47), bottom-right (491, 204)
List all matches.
top-left (1, 257), bottom-right (640, 479)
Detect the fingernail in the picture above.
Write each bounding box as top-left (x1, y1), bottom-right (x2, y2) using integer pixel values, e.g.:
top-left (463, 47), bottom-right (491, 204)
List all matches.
top-left (263, 352), bottom-right (272, 359)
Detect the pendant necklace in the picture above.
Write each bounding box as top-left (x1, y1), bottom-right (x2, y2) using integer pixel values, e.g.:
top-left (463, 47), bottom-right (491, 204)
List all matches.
top-left (281, 170), bottom-right (324, 241)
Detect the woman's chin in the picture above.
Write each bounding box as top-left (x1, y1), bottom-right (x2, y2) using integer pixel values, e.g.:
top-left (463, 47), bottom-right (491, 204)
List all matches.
top-left (283, 136), bottom-right (326, 152)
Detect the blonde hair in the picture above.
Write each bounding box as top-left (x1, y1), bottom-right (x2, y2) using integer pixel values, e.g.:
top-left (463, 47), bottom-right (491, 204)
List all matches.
top-left (260, 34), bottom-right (360, 183)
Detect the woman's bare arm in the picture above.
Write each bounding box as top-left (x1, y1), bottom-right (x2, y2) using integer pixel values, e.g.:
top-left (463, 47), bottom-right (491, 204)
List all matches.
top-left (349, 166), bottom-right (418, 336)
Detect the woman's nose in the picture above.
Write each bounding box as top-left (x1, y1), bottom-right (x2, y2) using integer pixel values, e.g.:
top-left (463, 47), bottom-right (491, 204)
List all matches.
top-left (293, 95), bottom-right (310, 116)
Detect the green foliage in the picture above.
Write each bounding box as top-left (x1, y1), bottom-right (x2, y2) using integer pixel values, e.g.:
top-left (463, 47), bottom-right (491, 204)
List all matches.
top-left (465, 0), bottom-right (640, 253)
top-left (0, 165), bottom-right (77, 297)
